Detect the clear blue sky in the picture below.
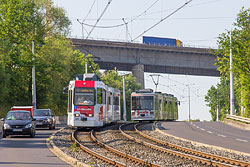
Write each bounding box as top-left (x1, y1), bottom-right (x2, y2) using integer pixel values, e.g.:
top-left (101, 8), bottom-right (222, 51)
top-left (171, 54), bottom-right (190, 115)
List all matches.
top-left (53, 0), bottom-right (250, 121)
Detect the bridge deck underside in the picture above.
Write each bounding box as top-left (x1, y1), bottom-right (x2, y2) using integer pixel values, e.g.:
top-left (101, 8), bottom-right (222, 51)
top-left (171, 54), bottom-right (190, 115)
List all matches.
top-left (97, 61), bottom-right (220, 76)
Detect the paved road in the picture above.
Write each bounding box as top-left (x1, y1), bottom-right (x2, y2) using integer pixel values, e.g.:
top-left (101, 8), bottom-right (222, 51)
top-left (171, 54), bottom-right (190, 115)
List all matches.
top-left (0, 125), bottom-right (70, 167)
top-left (159, 121), bottom-right (250, 154)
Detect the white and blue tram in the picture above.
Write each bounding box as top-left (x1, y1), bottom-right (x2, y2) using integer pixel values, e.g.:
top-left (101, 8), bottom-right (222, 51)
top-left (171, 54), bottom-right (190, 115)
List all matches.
top-left (131, 89), bottom-right (179, 121)
top-left (67, 74), bottom-right (120, 127)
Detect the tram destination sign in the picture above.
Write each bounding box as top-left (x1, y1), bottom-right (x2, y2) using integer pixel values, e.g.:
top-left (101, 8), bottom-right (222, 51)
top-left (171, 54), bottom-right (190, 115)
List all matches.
top-left (75, 88), bottom-right (94, 93)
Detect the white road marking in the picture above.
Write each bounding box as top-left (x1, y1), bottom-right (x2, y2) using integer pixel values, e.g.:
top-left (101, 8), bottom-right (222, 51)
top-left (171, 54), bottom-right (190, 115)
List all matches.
top-left (236, 139), bottom-right (248, 143)
top-left (200, 128), bottom-right (205, 131)
top-left (217, 134), bottom-right (226, 137)
top-left (207, 131), bottom-right (213, 134)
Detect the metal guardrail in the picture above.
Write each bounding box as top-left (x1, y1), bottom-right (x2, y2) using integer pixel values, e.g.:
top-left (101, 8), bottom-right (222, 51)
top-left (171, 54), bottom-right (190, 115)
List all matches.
top-left (226, 115), bottom-right (250, 124)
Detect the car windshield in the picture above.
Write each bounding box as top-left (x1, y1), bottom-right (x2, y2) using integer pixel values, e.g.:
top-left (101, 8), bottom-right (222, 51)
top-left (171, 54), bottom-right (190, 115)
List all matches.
top-left (34, 109), bottom-right (51, 116)
top-left (6, 112), bottom-right (31, 120)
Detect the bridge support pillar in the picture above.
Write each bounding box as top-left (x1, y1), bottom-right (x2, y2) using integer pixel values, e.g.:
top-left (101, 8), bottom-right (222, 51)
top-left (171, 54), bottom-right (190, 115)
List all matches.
top-left (132, 64), bottom-right (145, 89)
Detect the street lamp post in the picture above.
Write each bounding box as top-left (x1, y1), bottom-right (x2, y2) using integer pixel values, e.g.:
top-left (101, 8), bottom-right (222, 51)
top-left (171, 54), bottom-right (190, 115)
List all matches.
top-left (230, 31), bottom-right (235, 115)
top-left (32, 41), bottom-right (37, 109)
top-left (123, 75), bottom-right (127, 121)
top-left (188, 85), bottom-right (190, 121)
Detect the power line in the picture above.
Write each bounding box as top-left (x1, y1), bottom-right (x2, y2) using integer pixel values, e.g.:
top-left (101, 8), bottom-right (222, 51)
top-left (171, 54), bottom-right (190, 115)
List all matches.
top-left (86, 0), bottom-right (113, 39)
top-left (132, 0), bottom-right (193, 41)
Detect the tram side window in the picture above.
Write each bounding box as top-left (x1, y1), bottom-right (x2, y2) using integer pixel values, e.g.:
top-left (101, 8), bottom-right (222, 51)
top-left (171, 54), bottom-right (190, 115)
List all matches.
top-left (97, 88), bottom-right (102, 104)
top-left (113, 95), bottom-right (119, 105)
top-left (108, 92), bottom-right (112, 105)
top-left (68, 90), bottom-right (72, 113)
top-left (102, 89), bottom-right (106, 104)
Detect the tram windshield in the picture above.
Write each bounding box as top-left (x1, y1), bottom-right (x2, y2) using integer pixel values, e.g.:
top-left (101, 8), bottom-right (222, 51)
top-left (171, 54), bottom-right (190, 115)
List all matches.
top-left (132, 96), bottom-right (154, 110)
top-left (74, 88), bottom-right (95, 106)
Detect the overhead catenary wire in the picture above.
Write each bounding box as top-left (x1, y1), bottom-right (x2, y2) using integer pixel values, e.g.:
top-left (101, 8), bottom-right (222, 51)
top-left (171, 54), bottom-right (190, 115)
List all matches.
top-left (72, 0), bottom-right (225, 35)
top-left (130, 0), bottom-right (224, 18)
top-left (78, 21), bottom-right (125, 28)
top-left (128, 0), bottom-right (160, 23)
top-left (76, 0), bottom-right (160, 30)
top-left (86, 0), bottom-right (113, 39)
top-left (132, 0), bottom-right (193, 41)
top-left (83, 0), bottom-right (96, 23)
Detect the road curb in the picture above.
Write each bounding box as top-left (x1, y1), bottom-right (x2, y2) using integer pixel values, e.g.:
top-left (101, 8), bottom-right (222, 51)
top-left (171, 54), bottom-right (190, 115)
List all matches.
top-left (155, 122), bottom-right (250, 157)
top-left (46, 127), bottom-right (90, 167)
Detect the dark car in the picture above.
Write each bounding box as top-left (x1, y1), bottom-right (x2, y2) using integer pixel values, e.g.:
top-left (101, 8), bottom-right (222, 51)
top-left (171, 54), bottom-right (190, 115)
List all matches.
top-left (33, 109), bottom-right (56, 130)
top-left (2, 110), bottom-right (36, 138)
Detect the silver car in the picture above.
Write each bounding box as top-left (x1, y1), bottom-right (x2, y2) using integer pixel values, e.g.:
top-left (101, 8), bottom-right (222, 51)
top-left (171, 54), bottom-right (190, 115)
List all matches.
top-left (33, 109), bottom-right (56, 130)
top-left (0, 120), bottom-right (3, 138)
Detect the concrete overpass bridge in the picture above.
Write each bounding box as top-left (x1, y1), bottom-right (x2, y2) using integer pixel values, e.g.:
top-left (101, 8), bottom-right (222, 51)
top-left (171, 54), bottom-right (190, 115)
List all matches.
top-left (71, 38), bottom-right (219, 88)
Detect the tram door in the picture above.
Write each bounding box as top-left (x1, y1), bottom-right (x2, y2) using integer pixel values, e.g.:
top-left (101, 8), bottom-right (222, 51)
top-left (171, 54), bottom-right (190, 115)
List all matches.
top-left (67, 89), bottom-right (74, 126)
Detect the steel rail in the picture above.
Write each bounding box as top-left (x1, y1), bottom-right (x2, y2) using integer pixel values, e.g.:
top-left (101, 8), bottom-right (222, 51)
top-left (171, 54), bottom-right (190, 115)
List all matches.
top-left (120, 123), bottom-right (234, 167)
top-left (152, 122), bottom-right (250, 167)
top-left (90, 126), bottom-right (160, 167)
top-left (71, 129), bottom-right (127, 167)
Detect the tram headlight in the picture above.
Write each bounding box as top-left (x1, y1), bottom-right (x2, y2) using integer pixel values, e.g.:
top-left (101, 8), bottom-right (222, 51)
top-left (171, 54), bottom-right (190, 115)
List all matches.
top-left (75, 113), bottom-right (80, 117)
top-left (89, 114), bottom-right (93, 117)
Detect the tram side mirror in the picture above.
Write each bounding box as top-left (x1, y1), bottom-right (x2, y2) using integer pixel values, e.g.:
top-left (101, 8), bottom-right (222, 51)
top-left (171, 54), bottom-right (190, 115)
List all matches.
top-left (62, 86), bottom-right (68, 94)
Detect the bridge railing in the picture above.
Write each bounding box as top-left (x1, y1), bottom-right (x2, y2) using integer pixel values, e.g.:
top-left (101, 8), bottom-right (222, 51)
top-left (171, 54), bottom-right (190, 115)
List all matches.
top-left (68, 35), bottom-right (217, 49)
top-left (226, 114), bottom-right (250, 124)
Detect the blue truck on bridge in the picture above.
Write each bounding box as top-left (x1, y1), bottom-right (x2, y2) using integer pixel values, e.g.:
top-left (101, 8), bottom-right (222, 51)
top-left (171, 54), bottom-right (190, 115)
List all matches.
top-left (142, 36), bottom-right (183, 47)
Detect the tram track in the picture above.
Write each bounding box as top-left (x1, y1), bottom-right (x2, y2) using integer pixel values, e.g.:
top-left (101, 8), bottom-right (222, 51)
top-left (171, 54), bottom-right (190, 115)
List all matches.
top-left (69, 122), bottom-right (250, 166)
top-left (71, 125), bottom-right (160, 167)
top-left (96, 124), bottom-right (203, 166)
top-left (120, 122), bottom-right (250, 167)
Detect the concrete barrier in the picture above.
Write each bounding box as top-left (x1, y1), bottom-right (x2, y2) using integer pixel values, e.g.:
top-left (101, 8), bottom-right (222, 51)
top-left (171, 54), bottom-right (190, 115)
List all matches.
top-left (55, 116), bottom-right (67, 125)
top-left (224, 118), bottom-right (250, 131)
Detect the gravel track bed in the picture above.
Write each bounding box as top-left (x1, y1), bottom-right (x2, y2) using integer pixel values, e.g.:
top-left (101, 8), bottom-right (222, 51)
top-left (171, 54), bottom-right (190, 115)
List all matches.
top-left (51, 127), bottom-right (110, 167)
top-left (96, 124), bottom-right (204, 167)
top-left (140, 122), bottom-right (250, 163)
top-left (51, 122), bottom-right (250, 167)
top-left (77, 129), bottom-right (141, 167)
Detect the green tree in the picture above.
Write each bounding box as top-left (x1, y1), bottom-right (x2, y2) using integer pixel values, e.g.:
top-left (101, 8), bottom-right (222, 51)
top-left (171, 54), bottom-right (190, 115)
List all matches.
top-left (205, 77), bottom-right (231, 121)
top-left (34, 0), bottom-right (71, 37)
top-left (35, 36), bottom-right (100, 115)
top-left (0, 0), bottom-right (72, 117)
top-left (101, 69), bottom-right (141, 120)
top-left (0, 0), bottom-right (45, 118)
top-left (215, 7), bottom-right (250, 117)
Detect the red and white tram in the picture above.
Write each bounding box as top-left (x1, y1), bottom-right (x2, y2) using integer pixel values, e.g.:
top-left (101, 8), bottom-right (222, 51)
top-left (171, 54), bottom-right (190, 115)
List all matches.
top-left (67, 74), bottom-right (120, 127)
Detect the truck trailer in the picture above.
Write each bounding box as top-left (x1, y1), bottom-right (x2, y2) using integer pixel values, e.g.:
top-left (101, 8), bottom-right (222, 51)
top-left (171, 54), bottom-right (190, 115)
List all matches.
top-left (11, 106), bottom-right (34, 116)
top-left (141, 36), bottom-right (183, 47)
